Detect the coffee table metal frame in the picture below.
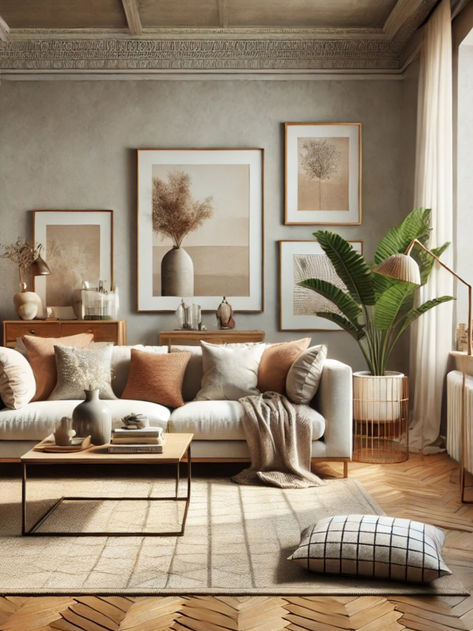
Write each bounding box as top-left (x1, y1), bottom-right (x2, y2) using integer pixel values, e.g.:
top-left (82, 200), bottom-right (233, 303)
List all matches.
top-left (21, 437), bottom-right (192, 537)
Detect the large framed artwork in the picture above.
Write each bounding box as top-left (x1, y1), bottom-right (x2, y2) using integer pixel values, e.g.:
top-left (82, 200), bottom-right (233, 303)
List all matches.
top-left (285, 122), bottom-right (362, 225)
top-left (33, 210), bottom-right (113, 319)
top-left (280, 240), bottom-right (363, 331)
top-left (137, 148), bottom-right (264, 312)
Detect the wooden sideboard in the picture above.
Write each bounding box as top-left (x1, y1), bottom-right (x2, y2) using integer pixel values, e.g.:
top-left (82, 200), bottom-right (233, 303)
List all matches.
top-left (2, 320), bottom-right (127, 348)
top-left (159, 329), bottom-right (265, 346)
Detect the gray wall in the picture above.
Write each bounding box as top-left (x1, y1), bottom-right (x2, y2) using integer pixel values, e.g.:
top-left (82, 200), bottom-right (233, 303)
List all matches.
top-left (0, 77), bottom-right (417, 373)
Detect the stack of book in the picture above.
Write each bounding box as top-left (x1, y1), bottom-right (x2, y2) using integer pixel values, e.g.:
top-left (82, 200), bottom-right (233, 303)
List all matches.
top-left (108, 426), bottom-right (164, 453)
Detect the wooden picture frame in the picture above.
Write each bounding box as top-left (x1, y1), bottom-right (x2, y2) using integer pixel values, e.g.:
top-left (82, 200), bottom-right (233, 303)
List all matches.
top-left (285, 122), bottom-right (362, 225)
top-left (137, 148), bottom-right (264, 312)
top-left (33, 210), bottom-right (114, 320)
top-left (279, 239), bottom-right (363, 331)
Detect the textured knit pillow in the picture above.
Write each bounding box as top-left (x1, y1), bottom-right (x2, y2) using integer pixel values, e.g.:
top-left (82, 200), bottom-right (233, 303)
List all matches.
top-left (286, 344), bottom-right (327, 404)
top-left (110, 344), bottom-right (169, 397)
top-left (195, 341), bottom-right (266, 401)
top-left (289, 514), bottom-right (451, 583)
top-left (121, 348), bottom-right (191, 408)
top-left (258, 338), bottom-right (310, 394)
top-left (0, 347), bottom-right (36, 409)
top-left (22, 332), bottom-right (94, 400)
top-left (49, 344), bottom-right (116, 400)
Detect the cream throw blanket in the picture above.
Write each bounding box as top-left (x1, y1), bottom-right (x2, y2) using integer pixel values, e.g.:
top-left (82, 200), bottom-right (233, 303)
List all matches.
top-left (232, 391), bottom-right (324, 488)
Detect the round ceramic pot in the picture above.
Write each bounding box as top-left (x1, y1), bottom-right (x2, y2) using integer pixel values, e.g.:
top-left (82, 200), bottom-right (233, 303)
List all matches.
top-left (353, 371), bottom-right (405, 422)
top-left (13, 287), bottom-right (44, 320)
top-left (161, 246), bottom-right (194, 297)
top-left (72, 389), bottom-right (112, 445)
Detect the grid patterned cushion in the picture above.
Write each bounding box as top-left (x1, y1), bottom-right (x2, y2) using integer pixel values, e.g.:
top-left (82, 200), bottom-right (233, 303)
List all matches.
top-left (289, 514), bottom-right (451, 583)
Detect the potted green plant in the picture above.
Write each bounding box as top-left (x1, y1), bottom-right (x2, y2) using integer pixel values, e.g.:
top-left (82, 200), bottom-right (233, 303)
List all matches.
top-left (299, 208), bottom-right (454, 460)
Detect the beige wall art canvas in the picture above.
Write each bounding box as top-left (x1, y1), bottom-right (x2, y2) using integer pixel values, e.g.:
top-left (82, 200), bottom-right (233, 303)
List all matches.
top-left (33, 210), bottom-right (113, 319)
top-left (285, 123), bottom-right (361, 225)
top-left (280, 240), bottom-right (363, 331)
top-left (137, 149), bottom-right (263, 312)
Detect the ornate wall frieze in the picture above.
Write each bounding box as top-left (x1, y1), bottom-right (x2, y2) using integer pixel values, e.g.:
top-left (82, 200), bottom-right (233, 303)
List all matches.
top-left (0, 37), bottom-right (401, 72)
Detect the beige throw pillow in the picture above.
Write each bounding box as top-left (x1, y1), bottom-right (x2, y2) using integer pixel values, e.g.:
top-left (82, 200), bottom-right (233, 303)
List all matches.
top-left (195, 341), bottom-right (266, 401)
top-left (49, 344), bottom-right (117, 400)
top-left (0, 347), bottom-right (36, 409)
top-left (285, 344), bottom-right (327, 404)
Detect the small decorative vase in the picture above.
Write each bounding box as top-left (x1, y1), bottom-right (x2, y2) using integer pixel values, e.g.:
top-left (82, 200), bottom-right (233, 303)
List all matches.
top-left (13, 282), bottom-right (44, 320)
top-left (72, 389), bottom-right (112, 446)
top-left (161, 246), bottom-right (194, 297)
top-left (54, 417), bottom-right (76, 446)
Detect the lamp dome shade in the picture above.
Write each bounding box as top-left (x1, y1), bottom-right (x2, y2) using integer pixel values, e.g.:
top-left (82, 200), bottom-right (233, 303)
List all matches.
top-left (30, 254), bottom-right (51, 276)
top-left (373, 254), bottom-right (421, 285)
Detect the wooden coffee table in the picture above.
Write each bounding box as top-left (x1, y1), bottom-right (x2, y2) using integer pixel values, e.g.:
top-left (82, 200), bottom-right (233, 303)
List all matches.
top-left (20, 432), bottom-right (193, 537)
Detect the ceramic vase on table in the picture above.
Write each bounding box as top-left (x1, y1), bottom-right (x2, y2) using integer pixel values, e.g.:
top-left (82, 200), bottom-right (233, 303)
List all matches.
top-left (54, 417), bottom-right (76, 446)
top-left (13, 282), bottom-right (44, 320)
top-left (161, 246), bottom-right (194, 296)
top-left (72, 389), bottom-right (112, 445)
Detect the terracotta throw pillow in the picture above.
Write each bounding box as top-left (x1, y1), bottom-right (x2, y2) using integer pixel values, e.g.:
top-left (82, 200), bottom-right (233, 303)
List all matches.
top-left (121, 349), bottom-right (191, 408)
top-left (258, 338), bottom-right (310, 394)
top-left (22, 333), bottom-right (94, 401)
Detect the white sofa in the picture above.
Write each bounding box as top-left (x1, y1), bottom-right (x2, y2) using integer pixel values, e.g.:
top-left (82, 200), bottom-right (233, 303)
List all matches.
top-left (0, 344), bottom-right (353, 470)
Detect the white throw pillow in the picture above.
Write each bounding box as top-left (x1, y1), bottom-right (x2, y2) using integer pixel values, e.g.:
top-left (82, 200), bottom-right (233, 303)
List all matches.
top-left (0, 347), bottom-right (36, 409)
top-left (195, 341), bottom-right (266, 401)
top-left (286, 344), bottom-right (327, 404)
top-left (289, 514), bottom-right (451, 583)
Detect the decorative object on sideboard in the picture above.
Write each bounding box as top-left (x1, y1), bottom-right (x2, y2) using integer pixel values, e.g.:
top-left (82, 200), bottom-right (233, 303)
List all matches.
top-left (53, 416), bottom-right (76, 446)
top-left (0, 238), bottom-right (51, 320)
top-left (152, 170), bottom-right (213, 297)
top-left (175, 298), bottom-right (202, 330)
top-left (455, 323), bottom-right (470, 352)
top-left (33, 209), bottom-right (113, 320)
top-left (300, 208), bottom-right (453, 464)
top-left (80, 280), bottom-right (119, 320)
top-left (375, 234), bottom-right (472, 503)
top-left (137, 148), bottom-right (264, 313)
top-left (216, 296), bottom-right (235, 329)
top-left (285, 122), bottom-right (362, 226)
top-left (72, 389), bottom-right (112, 446)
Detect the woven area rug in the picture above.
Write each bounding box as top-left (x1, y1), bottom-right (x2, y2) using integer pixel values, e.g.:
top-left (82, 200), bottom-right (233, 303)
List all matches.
top-left (0, 475), bottom-right (467, 595)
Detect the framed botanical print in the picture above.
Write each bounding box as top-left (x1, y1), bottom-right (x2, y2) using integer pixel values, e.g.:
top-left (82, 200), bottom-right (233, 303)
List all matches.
top-left (137, 148), bottom-right (264, 312)
top-left (33, 210), bottom-right (113, 319)
top-left (280, 240), bottom-right (363, 331)
top-left (285, 122), bottom-right (362, 225)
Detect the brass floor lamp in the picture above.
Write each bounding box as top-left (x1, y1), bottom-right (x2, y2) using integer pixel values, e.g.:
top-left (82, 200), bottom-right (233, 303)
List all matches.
top-left (375, 239), bottom-right (472, 503)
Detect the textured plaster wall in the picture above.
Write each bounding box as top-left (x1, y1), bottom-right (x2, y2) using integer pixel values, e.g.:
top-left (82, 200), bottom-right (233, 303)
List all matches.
top-left (0, 77), bottom-right (416, 373)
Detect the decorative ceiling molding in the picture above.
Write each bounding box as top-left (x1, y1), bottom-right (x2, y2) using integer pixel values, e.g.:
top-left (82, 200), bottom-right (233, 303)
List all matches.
top-left (0, 0), bottom-right (442, 76)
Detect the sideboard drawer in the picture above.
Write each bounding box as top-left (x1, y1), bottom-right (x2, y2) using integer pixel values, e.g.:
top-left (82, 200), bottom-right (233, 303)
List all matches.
top-left (60, 321), bottom-right (124, 343)
top-left (4, 322), bottom-right (61, 345)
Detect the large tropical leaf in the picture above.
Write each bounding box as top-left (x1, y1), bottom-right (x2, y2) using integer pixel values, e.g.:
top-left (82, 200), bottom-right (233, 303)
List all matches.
top-left (374, 282), bottom-right (415, 331)
top-left (315, 311), bottom-right (366, 340)
top-left (374, 208), bottom-right (431, 264)
top-left (413, 242), bottom-right (450, 286)
top-left (395, 295), bottom-right (454, 338)
top-left (314, 231), bottom-right (375, 305)
top-left (298, 278), bottom-right (361, 324)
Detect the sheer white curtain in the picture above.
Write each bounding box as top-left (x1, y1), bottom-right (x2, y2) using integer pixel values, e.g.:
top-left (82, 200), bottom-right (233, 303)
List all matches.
top-left (410, 0), bottom-right (453, 453)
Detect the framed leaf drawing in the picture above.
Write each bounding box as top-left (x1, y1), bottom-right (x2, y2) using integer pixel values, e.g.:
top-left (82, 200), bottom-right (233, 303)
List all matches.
top-left (280, 240), bottom-right (363, 331)
top-left (285, 122), bottom-right (362, 225)
top-left (33, 210), bottom-right (113, 319)
top-left (137, 148), bottom-right (264, 312)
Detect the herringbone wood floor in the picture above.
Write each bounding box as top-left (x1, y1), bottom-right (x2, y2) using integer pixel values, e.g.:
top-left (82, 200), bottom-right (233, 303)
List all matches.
top-left (1, 453), bottom-right (473, 631)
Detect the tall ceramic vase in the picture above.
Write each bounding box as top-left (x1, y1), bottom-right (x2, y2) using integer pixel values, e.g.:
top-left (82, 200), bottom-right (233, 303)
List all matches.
top-left (161, 246), bottom-right (194, 296)
top-left (72, 389), bottom-right (112, 445)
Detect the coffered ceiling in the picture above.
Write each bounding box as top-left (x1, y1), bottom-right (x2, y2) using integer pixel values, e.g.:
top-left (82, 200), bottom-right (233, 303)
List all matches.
top-left (0, 0), bottom-right (461, 75)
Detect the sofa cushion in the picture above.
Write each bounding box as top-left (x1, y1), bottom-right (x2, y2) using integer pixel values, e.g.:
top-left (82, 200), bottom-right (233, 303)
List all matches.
top-left (0, 347), bottom-right (36, 410)
top-left (22, 332), bottom-right (94, 401)
top-left (121, 349), bottom-right (190, 408)
top-left (195, 341), bottom-right (266, 401)
top-left (170, 345), bottom-right (203, 402)
top-left (169, 400), bottom-right (325, 441)
top-left (286, 344), bottom-right (327, 404)
top-left (0, 399), bottom-right (170, 441)
top-left (111, 345), bottom-right (169, 397)
top-left (49, 344), bottom-right (117, 400)
top-left (258, 338), bottom-right (311, 394)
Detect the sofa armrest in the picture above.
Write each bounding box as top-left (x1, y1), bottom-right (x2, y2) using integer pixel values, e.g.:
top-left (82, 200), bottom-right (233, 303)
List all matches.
top-left (314, 358), bottom-right (352, 458)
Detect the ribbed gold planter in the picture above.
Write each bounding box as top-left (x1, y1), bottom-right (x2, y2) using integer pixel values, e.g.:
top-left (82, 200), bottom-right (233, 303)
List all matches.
top-left (353, 372), bottom-right (409, 463)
